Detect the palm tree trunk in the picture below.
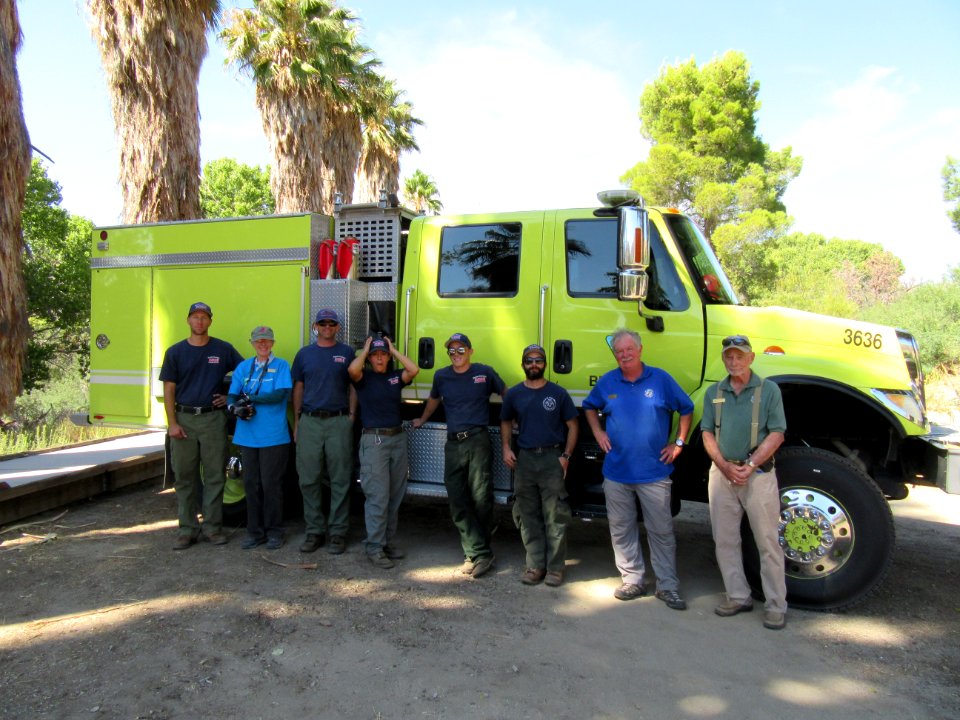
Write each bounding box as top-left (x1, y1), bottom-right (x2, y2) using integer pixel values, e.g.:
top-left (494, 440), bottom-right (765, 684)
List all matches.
top-left (261, 88), bottom-right (329, 214)
top-left (321, 102), bottom-right (362, 212)
top-left (0, 0), bottom-right (31, 412)
top-left (355, 146), bottom-right (400, 204)
top-left (88, 0), bottom-right (219, 224)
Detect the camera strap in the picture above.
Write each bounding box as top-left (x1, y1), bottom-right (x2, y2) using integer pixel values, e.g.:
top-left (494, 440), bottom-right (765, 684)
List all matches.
top-left (244, 357), bottom-right (271, 397)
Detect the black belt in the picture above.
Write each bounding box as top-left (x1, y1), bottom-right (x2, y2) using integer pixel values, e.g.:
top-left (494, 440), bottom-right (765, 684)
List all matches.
top-left (303, 409), bottom-right (348, 419)
top-left (520, 444), bottom-right (561, 455)
top-left (362, 426), bottom-right (404, 436)
top-left (175, 404), bottom-right (220, 415)
top-left (448, 426), bottom-right (485, 442)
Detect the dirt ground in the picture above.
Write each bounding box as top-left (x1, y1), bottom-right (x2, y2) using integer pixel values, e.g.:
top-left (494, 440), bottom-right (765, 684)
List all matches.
top-left (1, 479), bottom-right (958, 720)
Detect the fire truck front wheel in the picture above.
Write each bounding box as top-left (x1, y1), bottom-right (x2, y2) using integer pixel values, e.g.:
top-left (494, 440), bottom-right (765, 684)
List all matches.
top-left (741, 446), bottom-right (895, 611)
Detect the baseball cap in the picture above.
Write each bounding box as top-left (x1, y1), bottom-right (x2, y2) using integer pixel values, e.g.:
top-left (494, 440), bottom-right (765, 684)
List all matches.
top-left (187, 301), bottom-right (212, 318)
top-left (522, 343), bottom-right (546, 360)
top-left (315, 308), bottom-right (340, 324)
top-left (721, 335), bottom-right (753, 353)
top-left (444, 332), bottom-right (472, 349)
top-left (250, 326), bottom-right (274, 341)
top-left (369, 337), bottom-right (389, 353)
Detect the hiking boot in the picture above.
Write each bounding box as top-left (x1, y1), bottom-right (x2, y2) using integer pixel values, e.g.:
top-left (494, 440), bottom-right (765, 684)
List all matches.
top-left (383, 543), bottom-right (406, 559)
top-left (207, 532), bottom-right (229, 546)
top-left (241, 536), bottom-right (267, 550)
top-left (714, 598), bottom-right (754, 617)
top-left (613, 583), bottom-right (646, 601)
top-left (470, 555), bottom-right (496, 578)
top-left (172, 535), bottom-right (196, 551)
top-left (460, 558), bottom-right (477, 575)
top-left (328, 535), bottom-right (347, 555)
top-left (763, 610), bottom-right (786, 630)
top-left (521, 568), bottom-right (546, 585)
top-left (368, 551), bottom-right (395, 569)
top-left (655, 588), bottom-right (688, 610)
top-left (265, 537), bottom-right (284, 551)
top-left (544, 570), bottom-right (564, 588)
top-left (299, 533), bottom-right (324, 553)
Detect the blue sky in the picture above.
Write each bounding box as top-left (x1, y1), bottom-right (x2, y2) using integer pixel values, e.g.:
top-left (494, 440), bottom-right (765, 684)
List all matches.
top-left (17, 0), bottom-right (960, 281)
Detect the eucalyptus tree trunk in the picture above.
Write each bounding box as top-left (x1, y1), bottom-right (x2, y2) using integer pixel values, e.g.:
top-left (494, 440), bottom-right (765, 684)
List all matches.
top-left (88, 0), bottom-right (219, 224)
top-left (0, 0), bottom-right (31, 412)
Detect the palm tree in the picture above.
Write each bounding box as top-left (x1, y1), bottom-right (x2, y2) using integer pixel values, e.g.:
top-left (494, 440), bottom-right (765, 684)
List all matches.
top-left (403, 169), bottom-right (443, 215)
top-left (355, 76), bottom-right (422, 204)
top-left (221, 0), bottom-right (377, 215)
top-left (87, 0), bottom-right (221, 223)
top-left (0, 0), bottom-right (31, 412)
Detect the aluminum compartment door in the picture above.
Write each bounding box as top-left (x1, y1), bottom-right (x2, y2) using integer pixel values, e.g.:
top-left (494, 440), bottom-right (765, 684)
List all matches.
top-left (150, 264), bottom-right (308, 423)
top-left (544, 210), bottom-right (705, 405)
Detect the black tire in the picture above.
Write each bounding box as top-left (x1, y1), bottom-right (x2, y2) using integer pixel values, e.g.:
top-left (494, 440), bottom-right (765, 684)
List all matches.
top-left (742, 446), bottom-right (895, 611)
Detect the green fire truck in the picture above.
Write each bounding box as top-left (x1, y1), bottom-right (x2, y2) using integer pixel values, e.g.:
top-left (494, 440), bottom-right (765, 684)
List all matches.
top-left (88, 191), bottom-right (958, 609)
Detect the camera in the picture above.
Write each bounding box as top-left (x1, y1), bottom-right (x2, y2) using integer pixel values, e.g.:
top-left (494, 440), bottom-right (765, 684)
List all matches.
top-left (230, 393), bottom-right (256, 420)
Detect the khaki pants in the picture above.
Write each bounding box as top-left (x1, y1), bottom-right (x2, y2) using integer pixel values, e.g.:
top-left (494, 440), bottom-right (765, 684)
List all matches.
top-left (170, 410), bottom-right (228, 537)
top-left (708, 463), bottom-right (787, 613)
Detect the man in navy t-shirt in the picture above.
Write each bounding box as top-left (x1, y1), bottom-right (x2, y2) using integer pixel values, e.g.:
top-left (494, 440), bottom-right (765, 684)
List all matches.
top-left (159, 301), bottom-right (243, 550)
top-left (583, 328), bottom-right (693, 610)
top-left (291, 308), bottom-right (357, 554)
top-left (413, 332), bottom-right (505, 578)
top-left (500, 344), bottom-right (578, 587)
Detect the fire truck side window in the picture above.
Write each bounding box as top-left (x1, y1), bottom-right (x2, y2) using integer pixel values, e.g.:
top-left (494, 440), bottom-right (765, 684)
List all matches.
top-left (565, 219), bottom-right (689, 311)
top-left (437, 223), bottom-right (521, 296)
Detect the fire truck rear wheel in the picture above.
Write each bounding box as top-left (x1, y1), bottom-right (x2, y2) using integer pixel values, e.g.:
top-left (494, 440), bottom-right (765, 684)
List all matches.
top-left (741, 446), bottom-right (895, 611)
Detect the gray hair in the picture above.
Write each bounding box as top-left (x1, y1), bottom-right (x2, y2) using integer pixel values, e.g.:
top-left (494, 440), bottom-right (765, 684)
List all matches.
top-left (611, 328), bottom-right (641, 349)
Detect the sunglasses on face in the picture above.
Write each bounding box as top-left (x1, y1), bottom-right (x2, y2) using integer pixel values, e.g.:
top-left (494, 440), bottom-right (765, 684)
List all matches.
top-left (447, 347), bottom-right (468, 355)
top-left (722, 335), bottom-right (750, 347)
top-left (317, 321), bottom-right (338, 328)
top-left (523, 357), bottom-right (545, 366)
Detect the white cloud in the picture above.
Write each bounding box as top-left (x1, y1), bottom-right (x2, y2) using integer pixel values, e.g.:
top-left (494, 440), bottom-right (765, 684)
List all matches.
top-left (374, 11), bottom-right (647, 213)
top-left (784, 67), bottom-right (960, 282)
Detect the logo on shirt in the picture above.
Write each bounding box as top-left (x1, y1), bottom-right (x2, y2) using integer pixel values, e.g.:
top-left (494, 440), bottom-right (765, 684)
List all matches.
top-left (644, 389), bottom-right (654, 398)
top-left (542, 396), bottom-right (557, 412)
top-left (207, 356), bottom-right (220, 364)
top-left (333, 355), bottom-right (347, 364)
top-left (388, 376), bottom-right (400, 385)
top-left (473, 375), bottom-right (487, 384)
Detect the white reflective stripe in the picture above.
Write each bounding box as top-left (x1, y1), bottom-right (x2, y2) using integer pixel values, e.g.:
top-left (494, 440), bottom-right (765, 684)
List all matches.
top-left (90, 372), bottom-right (150, 386)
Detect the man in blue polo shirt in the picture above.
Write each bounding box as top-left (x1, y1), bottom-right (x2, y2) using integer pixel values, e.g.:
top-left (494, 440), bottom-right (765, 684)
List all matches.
top-left (413, 332), bottom-right (506, 578)
top-left (583, 328), bottom-right (693, 610)
top-left (291, 309), bottom-right (357, 555)
top-left (159, 301), bottom-right (243, 550)
top-left (500, 344), bottom-right (578, 587)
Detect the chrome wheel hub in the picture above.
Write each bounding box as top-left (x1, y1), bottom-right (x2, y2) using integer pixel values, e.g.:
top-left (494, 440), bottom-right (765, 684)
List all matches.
top-left (778, 488), bottom-right (853, 578)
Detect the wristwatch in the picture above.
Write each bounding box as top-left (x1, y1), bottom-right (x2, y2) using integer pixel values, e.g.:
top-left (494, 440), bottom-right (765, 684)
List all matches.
top-left (674, 438), bottom-right (685, 448)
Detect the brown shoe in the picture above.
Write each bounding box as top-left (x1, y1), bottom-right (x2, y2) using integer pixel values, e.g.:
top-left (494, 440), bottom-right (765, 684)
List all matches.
top-left (383, 543), bottom-right (406, 559)
top-left (206, 532), bottom-right (229, 546)
top-left (460, 558), bottom-right (477, 575)
top-left (299, 533), bottom-right (324, 553)
top-left (715, 598), bottom-right (754, 617)
top-left (327, 535), bottom-right (347, 555)
top-left (763, 610), bottom-right (786, 630)
top-left (521, 568), bottom-right (546, 585)
top-left (470, 555), bottom-right (496, 578)
top-left (544, 570), bottom-right (564, 587)
top-left (172, 535), bottom-right (196, 551)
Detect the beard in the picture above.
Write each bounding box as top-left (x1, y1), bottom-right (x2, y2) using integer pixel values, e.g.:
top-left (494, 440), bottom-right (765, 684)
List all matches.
top-left (524, 364), bottom-right (545, 380)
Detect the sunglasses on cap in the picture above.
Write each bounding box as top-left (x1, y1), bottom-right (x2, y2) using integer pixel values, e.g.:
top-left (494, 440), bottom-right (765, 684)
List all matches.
top-left (722, 335), bottom-right (751, 349)
top-left (523, 356), bottom-right (545, 366)
top-left (447, 346), bottom-right (468, 355)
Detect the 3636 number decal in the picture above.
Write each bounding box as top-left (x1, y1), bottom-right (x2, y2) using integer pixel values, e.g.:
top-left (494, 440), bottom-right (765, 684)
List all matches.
top-left (843, 329), bottom-right (882, 349)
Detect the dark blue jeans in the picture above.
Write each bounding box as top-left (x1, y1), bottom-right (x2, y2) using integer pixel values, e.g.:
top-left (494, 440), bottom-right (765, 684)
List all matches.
top-left (240, 443), bottom-right (289, 541)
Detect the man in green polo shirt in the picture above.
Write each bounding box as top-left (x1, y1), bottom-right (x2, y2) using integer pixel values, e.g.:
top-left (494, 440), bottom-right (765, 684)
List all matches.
top-left (701, 334), bottom-right (788, 630)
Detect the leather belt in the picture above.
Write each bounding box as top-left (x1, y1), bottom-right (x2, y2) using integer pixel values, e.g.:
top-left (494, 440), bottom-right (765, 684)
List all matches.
top-left (175, 404), bottom-right (219, 415)
top-left (520, 444), bottom-right (561, 455)
top-left (448, 426), bottom-right (485, 442)
top-left (362, 426), bottom-right (403, 436)
top-left (304, 409), bottom-right (348, 419)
